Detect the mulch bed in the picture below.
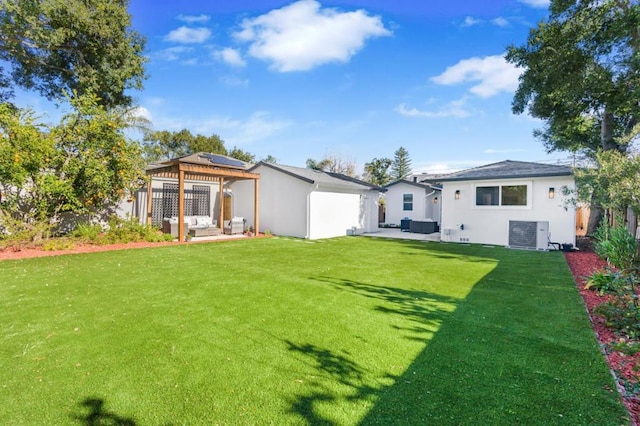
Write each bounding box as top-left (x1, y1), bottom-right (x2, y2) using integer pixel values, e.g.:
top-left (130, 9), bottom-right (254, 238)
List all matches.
top-left (565, 249), bottom-right (640, 424)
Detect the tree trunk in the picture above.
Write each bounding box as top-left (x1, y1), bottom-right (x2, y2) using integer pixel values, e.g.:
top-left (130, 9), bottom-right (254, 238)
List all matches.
top-left (587, 204), bottom-right (604, 235)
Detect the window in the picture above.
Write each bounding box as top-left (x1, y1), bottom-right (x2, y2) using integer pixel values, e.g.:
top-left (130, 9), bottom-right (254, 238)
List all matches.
top-left (501, 185), bottom-right (527, 206)
top-left (476, 186), bottom-right (499, 206)
top-left (403, 193), bottom-right (413, 211)
top-left (475, 184), bottom-right (527, 206)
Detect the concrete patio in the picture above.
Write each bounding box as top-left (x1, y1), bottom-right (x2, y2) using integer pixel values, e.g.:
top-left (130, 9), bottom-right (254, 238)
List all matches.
top-left (363, 227), bottom-right (441, 242)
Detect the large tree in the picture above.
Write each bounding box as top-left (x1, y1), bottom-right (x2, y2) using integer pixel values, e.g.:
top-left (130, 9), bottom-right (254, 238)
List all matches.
top-left (0, 94), bottom-right (145, 237)
top-left (506, 0), bottom-right (640, 231)
top-left (142, 129), bottom-right (226, 162)
top-left (390, 147), bottom-right (411, 180)
top-left (0, 0), bottom-right (147, 108)
top-left (306, 154), bottom-right (356, 177)
top-left (363, 157), bottom-right (391, 186)
top-left (506, 0), bottom-right (640, 154)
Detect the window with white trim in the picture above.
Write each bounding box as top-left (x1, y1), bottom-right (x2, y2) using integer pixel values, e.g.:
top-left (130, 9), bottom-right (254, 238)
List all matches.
top-left (403, 193), bottom-right (413, 211)
top-left (475, 184), bottom-right (527, 206)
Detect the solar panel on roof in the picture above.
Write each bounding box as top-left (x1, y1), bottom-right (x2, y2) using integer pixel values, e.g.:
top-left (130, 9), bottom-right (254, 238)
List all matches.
top-left (198, 153), bottom-right (245, 168)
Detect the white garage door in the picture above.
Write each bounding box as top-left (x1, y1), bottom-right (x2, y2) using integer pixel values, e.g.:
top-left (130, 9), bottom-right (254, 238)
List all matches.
top-left (309, 191), bottom-right (361, 239)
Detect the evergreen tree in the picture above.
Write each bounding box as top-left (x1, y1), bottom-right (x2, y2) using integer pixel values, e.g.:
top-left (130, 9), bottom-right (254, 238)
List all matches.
top-left (391, 147), bottom-right (411, 180)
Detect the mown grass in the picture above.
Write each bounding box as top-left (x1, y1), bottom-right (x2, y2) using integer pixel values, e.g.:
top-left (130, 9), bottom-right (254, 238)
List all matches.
top-left (0, 237), bottom-right (628, 425)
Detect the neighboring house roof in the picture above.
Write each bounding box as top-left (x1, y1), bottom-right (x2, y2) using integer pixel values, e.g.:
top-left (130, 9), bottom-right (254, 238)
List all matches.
top-left (249, 162), bottom-right (377, 191)
top-left (384, 179), bottom-right (442, 191)
top-left (423, 160), bottom-right (573, 182)
top-left (325, 172), bottom-right (386, 192)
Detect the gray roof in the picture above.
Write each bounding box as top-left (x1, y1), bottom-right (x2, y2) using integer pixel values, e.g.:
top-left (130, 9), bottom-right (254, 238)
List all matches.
top-left (423, 160), bottom-right (573, 182)
top-left (249, 162), bottom-right (378, 191)
top-left (384, 179), bottom-right (441, 191)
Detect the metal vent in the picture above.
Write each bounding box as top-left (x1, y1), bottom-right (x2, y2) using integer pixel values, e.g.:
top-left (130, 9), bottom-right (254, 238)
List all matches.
top-left (508, 221), bottom-right (537, 249)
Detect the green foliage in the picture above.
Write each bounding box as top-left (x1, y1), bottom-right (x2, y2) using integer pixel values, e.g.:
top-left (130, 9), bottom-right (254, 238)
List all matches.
top-left (363, 157), bottom-right (392, 186)
top-left (71, 222), bottom-right (103, 241)
top-left (585, 267), bottom-right (627, 295)
top-left (0, 0), bottom-right (147, 108)
top-left (97, 216), bottom-right (172, 244)
top-left (595, 292), bottom-right (640, 339)
top-left (0, 95), bottom-right (146, 229)
top-left (142, 129), bottom-right (227, 162)
top-left (594, 222), bottom-right (639, 273)
top-left (227, 146), bottom-right (255, 163)
top-left (506, 0), bottom-right (640, 155)
top-left (41, 238), bottom-right (75, 251)
top-left (575, 150), bottom-right (640, 217)
top-left (261, 154), bottom-right (278, 164)
top-left (390, 146), bottom-right (411, 180)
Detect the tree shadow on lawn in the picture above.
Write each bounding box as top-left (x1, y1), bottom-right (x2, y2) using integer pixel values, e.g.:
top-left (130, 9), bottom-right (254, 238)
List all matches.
top-left (357, 261), bottom-right (629, 425)
top-left (285, 277), bottom-right (462, 425)
top-left (72, 397), bottom-right (136, 426)
top-left (286, 246), bottom-right (628, 425)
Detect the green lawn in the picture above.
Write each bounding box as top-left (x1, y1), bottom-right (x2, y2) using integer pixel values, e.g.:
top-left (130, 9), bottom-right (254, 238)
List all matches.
top-left (0, 237), bottom-right (628, 425)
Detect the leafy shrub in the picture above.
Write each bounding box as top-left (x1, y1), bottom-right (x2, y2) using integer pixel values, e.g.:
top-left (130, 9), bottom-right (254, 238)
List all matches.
top-left (71, 222), bottom-right (104, 242)
top-left (42, 238), bottom-right (76, 251)
top-left (585, 267), bottom-right (628, 295)
top-left (595, 293), bottom-right (640, 339)
top-left (98, 216), bottom-right (172, 244)
top-left (594, 221), bottom-right (639, 273)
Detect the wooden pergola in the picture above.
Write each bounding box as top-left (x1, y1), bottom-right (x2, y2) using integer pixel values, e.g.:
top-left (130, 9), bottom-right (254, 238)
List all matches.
top-left (144, 153), bottom-right (260, 243)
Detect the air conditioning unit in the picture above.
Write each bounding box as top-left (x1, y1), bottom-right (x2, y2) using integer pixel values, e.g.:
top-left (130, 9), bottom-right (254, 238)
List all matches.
top-left (508, 221), bottom-right (549, 250)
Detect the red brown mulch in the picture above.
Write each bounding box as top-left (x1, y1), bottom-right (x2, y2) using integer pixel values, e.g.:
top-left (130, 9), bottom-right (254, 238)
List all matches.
top-left (0, 233), bottom-right (269, 261)
top-left (0, 240), bottom-right (180, 260)
top-left (565, 250), bottom-right (640, 425)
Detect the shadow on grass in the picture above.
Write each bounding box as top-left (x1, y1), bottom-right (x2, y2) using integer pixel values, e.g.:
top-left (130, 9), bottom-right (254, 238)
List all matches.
top-left (287, 243), bottom-right (628, 425)
top-left (73, 398), bottom-right (136, 426)
top-left (286, 277), bottom-right (461, 424)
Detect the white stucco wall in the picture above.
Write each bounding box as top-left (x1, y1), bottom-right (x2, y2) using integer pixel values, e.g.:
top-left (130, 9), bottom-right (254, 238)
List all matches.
top-left (232, 166), bottom-right (311, 238)
top-left (385, 182), bottom-right (440, 225)
top-left (232, 165), bottom-right (382, 239)
top-left (309, 191), bottom-right (361, 239)
top-left (439, 176), bottom-right (575, 247)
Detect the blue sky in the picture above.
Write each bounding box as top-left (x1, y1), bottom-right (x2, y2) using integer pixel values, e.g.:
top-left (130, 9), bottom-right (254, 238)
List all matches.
top-left (16, 0), bottom-right (566, 174)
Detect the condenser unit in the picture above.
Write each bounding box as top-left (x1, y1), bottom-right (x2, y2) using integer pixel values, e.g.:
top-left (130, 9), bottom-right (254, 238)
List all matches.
top-left (508, 220), bottom-right (549, 250)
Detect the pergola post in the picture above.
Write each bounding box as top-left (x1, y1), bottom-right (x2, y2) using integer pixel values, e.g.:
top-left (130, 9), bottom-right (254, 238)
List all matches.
top-left (178, 168), bottom-right (185, 242)
top-left (254, 178), bottom-right (260, 235)
top-left (146, 175), bottom-right (153, 226)
top-left (218, 177), bottom-right (224, 231)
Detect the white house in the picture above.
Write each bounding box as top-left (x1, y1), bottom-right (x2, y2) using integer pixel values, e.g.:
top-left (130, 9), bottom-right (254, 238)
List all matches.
top-left (383, 180), bottom-right (442, 226)
top-left (426, 160), bottom-right (575, 248)
top-left (230, 162), bottom-right (383, 239)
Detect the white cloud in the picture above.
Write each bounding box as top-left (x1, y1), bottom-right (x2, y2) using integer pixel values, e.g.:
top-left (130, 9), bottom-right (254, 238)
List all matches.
top-left (462, 16), bottom-right (481, 27)
top-left (431, 55), bottom-right (522, 98)
top-left (234, 0), bottom-right (391, 72)
top-left (155, 46), bottom-right (194, 61)
top-left (213, 48), bottom-right (247, 67)
top-left (395, 97), bottom-right (474, 119)
top-left (177, 14), bottom-right (210, 24)
top-left (219, 75), bottom-right (249, 87)
top-left (129, 106), bottom-right (152, 122)
top-left (492, 17), bottom-right (509, 27)
top-left (145, 110), bottom-right (291, 146)
top-left (165, 26), bottom-right (211, 44)
top-left (518, 0), bottom-right (550, 8)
